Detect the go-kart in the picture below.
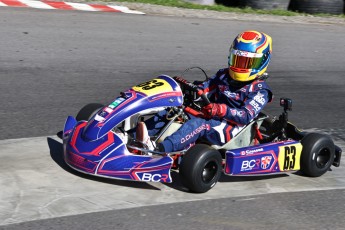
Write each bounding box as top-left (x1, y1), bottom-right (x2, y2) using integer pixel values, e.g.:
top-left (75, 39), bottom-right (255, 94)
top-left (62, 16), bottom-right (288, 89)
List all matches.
top-left (62, 71), bottom-right (342, 193)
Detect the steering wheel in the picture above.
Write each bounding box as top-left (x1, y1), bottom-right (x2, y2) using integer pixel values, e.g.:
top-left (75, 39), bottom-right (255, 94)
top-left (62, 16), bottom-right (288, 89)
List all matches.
top-left (173, 76), bottom-right (210, 117)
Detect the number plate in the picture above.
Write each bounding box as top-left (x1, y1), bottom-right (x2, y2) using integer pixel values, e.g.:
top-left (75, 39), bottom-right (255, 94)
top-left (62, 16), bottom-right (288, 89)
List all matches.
top-left (132, 79), bottom-right (172, 96)
top-left (278, 143), bottom-right (302, 171)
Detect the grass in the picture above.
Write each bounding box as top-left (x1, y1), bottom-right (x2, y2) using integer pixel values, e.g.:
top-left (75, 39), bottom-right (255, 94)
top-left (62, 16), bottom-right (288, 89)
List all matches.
top-left (105, 0), bottom-right (345, 17)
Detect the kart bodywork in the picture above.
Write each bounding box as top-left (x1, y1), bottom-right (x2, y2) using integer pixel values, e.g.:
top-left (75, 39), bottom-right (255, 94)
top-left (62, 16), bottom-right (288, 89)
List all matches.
top-left (63, 75), bottom-right (342, 192)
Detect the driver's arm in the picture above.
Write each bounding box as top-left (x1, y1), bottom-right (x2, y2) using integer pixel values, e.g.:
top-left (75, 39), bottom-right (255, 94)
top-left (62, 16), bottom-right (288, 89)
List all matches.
top-left (196, 75), bottom-right (218, 100)
top-left (223, 89), bottom-right (271, 126)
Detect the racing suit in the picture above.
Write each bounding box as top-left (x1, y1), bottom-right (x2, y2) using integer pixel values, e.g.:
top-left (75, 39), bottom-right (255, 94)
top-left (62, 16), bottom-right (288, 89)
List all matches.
top-left (146, 68), bottom-right (273, 152)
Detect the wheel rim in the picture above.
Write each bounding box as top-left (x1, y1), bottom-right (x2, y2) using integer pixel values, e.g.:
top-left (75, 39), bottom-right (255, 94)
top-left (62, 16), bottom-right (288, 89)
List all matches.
top-left (202, 160), bottom-right (218, 183)
top-left (315, 147), bottom-right (331, 169)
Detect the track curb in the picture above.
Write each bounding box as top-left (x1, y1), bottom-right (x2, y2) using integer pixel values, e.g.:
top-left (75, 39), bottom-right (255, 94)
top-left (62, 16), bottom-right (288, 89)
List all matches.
top-left (0, 0), bottom-right (145, 13)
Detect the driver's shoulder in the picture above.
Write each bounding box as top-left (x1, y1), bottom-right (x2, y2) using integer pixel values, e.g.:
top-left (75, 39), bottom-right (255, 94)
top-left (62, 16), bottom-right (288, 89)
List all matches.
top-left (249, 79), bottom-right (273, 101)
top-left (250, 79), bottom-right (271, 92)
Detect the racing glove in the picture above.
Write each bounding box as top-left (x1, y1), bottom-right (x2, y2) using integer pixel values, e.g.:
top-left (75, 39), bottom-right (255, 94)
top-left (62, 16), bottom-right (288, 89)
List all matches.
top-left (201, 103), bottom-right (227, 119)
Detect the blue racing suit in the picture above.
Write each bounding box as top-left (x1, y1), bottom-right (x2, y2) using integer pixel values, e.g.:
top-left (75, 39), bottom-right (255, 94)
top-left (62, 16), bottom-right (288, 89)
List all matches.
top-left (146, 68), bottom-right (273, 152)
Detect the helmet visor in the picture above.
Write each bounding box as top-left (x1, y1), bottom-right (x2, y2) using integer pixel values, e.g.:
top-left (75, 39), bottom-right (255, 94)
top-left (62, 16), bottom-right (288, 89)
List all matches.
top-left (229, 49), bottom-right (264, 70)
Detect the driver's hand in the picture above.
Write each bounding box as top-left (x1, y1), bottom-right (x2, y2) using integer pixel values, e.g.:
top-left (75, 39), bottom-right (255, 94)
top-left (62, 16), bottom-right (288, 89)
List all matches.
top-left (201, 103), bottom-right (227, 119)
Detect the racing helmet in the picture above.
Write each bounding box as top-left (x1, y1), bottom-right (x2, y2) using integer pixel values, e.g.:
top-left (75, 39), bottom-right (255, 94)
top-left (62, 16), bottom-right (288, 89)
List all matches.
top-left (228, 30), bottom-right (272, 82)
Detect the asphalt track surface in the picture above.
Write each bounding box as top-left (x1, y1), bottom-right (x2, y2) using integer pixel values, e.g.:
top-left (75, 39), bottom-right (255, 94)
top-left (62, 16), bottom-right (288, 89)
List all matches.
top-left (1, 6), bottom-right (345, 230)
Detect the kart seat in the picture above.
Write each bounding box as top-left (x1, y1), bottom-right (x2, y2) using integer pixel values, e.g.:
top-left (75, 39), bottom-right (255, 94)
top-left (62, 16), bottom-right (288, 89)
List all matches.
top-left (212, 112), bottom-right (268, 150)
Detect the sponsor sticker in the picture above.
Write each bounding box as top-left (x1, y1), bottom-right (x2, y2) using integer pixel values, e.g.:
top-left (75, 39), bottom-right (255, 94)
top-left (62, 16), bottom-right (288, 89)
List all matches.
top-left (261, 156), bottom-right (272, 169)
top-left (94, 114), bottom-right (105, 122)
top-left (245, 148), bottom-right (264, 155)
top-left (140, 173), bottom-right (169, 182)
top-left (241, 159), bottom-right (260, 171)
top-left (108, 97), bottom-right (125, 109)
top-left (253, 92), bottom-right (266, 105)
top-left (104, 107), bottom-right (113, 113)
top-left (249, 100), bottom-right (260, 112)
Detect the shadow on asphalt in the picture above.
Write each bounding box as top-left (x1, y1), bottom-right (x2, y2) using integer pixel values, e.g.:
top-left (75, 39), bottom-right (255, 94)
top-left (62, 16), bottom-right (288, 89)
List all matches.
top-left (218, 173), bottom-right (289, 183)
top-left (47, 135), bottom-right (161, 191)
top-left (163, 171), bottom-right (188, 192)
top-left (164, 170), bottom-right (290, 193)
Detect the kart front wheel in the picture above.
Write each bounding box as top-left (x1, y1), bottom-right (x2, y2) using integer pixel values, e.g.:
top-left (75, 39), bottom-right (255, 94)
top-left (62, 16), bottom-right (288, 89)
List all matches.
top-left (179, 144), bottom-right (222, 193)
top-left (76, 103), bottom-right (104, 121)
top-left (300, 133), bottom-right (335, 177)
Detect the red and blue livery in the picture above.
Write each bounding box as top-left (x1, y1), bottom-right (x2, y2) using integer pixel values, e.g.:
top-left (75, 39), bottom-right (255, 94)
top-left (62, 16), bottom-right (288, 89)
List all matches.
top-left (62, 74), bottom-right (342, 193)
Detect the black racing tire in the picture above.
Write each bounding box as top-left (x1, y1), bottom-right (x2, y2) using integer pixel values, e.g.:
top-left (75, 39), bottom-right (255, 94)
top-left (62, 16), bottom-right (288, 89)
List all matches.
top-left (245, 0), bottom-right (290, 10)
top-left (289, 0), bottom-right (344, 15)
top-left (215, 0), bottom-right (246, 7)
top-left (300, 133), bottom-right (335, 177)
top-left (179, 144), bottom-right (222, 193)
top-left (76, 103), bottom-right (104, 121)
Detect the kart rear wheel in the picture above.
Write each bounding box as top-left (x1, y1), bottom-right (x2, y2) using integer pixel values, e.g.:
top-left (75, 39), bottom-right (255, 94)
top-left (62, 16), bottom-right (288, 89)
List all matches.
top-left (179, 144), bottom-right (222, 193)
top-left (76, 103), bottom-right (104, 121)
top-left (300, 133), bottom-right (335, 177)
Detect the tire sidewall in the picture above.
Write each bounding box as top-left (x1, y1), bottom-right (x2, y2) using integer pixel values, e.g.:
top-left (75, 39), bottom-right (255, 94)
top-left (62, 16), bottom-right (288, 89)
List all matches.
top-left (300, 133), bottom-right (335, 177)
top-left (180, 144), bottom-right (222, 193)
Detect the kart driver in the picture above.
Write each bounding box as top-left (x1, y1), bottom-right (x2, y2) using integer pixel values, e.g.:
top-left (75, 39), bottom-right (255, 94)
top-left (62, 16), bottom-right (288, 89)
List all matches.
top-left (138, 30), bottom-right (273, 153)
